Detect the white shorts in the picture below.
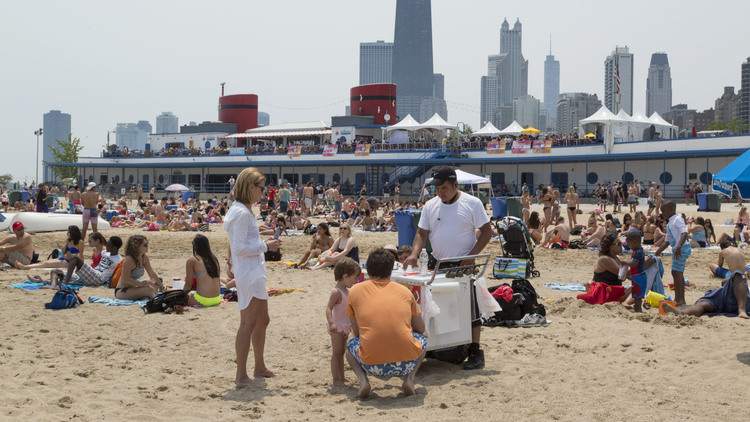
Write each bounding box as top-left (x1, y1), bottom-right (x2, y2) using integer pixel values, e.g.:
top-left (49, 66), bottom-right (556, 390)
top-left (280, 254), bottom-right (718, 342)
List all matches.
top-left (304, 198), bottom-right (313, 208)
top-left (236, 275), bottom-right (268, 310)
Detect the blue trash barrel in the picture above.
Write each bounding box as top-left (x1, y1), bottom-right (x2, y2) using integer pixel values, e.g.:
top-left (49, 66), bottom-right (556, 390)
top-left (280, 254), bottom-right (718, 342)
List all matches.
top-left (394, 209), bottom-right (420, 247)
top-left (490, 197), bottom-right (509, 219)
top-left (20, 191), bottom-right (30, 203)
top-left (182, 191), bottom-right (194, 202)
top-left (105, 210), bottom-right (118, 221)
top-left (697, 193), bottom-right (708, 211)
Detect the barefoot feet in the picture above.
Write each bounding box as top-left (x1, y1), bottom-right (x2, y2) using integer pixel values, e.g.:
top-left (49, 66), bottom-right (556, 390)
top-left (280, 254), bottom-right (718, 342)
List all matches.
top-left (254, 369), bottom-right (278, 378)
top-left (357, 380), bottom-right (371, 399)
top-left (235, 377), bottom-right (258, 388)
top-left (661, 302), bottom-right (680, 315)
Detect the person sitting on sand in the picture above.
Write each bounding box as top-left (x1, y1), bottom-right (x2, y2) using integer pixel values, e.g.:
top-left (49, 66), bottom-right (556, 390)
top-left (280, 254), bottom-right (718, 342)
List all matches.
top-left (89, 232), bottom-right (106, 268)
top-left (295, 223), bottom-right (334, 269)
top-left (543, 216), bottom-right (570, 249)
top-left (586, 233), bottom-right (628, 293)
top-left (688, 216), bottom-right (709, 248)
top-left (0, 221), bottom-right (35, 267)
top-left (18, 225), bottom-right (85, 271)
top-left (51, 236), bottom-right (123, 288)
top-left (663, 240), bottom-right (749, 318)
top-left (345, 248), bottom-right (426, 398)
top-left (584, 215), bottom-right (606, 248)
top-left (709, 241), bottom-right (750, 278)
top-left (325, 257), bottom-right (361, 386)
top-left (182, 234), bottom-right (222, 307)
top-left (311, 223), bottom-right (359, 269)
top-left (527, 211), bottom-right (543, 244)
top-left (115, 235), bottom-right (163, 300)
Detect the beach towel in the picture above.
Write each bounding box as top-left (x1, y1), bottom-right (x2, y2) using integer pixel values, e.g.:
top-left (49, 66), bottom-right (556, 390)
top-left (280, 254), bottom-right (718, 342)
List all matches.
top-left (267, 288), bottom-right (305, 296)
top-left (576, 282), bottom-right (626, 304)
top-left (87, 296), bottom-right (148, 306)
top-left (698, 276), bottom-right (750, 317)
top-left (645, 256), bottom-right (665, 295)
top-left (544, 283), bottom-right (586, 292)
top-left (9, 282), bottom-right (80, 291)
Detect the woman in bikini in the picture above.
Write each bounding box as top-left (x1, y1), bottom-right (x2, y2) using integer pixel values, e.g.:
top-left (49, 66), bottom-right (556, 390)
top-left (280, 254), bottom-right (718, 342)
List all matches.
top-left (643, 216), bottom-right (657, 245)
top-left (115, 235), bottom-right (163, 300)
top-left (540, 187), bottom-right (554, 232)
top-left (653, 218), bottom-right (668, 248)
top-left (689, 216), bottom-right (709, 248)
top-left (704, 218), bottom-right (717, 245)
top-left (564, 186), bottom-right (579, 228)
top-left (527, 211), bottom-right (543, 244)
top-left (19, 225), bottom-right (85, 272)
top-left (521, 189), bottom-right (532, 225)
top-left (182, 234), bottom-right (222, 307)
top-left (311, 223), bottom-right (359, 270)
top-left (296, 223), bottom-right (335, 269)
top-left (583, 233), bottom-right (631, 304)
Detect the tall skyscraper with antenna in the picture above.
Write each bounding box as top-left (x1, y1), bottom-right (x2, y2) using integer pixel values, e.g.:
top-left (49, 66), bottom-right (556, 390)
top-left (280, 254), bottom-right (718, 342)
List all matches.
top-left (543, 36), bottom-right (560, 125)
top-left (646, 53), bottom-right (672, 116)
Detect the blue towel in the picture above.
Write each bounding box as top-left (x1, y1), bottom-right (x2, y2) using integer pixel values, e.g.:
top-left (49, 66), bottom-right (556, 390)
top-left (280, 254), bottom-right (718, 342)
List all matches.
top-left (544, 283), bottom-right (586, 292)
top-left (9, 282), bottom-right (80, 291)
top-left (87, 296), bottom-right (148, 306)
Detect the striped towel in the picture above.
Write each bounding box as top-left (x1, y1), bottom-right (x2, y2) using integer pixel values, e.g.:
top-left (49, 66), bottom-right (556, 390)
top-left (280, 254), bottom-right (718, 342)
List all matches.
top-left (544, 283), bottom-right (586, 292)
top-left (87, 296), bottom-right (148, 306)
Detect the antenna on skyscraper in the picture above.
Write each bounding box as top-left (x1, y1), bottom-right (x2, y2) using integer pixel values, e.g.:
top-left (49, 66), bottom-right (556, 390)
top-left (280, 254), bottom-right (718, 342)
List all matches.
top-left (549, 34), bottom-right (552, 55)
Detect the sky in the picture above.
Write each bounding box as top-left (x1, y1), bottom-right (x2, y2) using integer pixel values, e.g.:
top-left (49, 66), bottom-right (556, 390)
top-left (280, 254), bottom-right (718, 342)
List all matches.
top-left (2, 0), bottom-right (749, 182)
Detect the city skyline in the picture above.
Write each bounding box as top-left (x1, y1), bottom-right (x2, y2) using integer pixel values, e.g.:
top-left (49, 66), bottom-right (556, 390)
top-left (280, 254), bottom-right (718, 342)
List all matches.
top-left (2, 0), bottom-right (749, 180)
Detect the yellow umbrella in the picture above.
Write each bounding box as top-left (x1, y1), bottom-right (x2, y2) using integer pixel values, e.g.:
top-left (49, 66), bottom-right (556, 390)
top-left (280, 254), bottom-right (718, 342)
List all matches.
top-left (521, 127), bottom-right (540, 134)
top-left (584, 133), bottom-right (596, 138)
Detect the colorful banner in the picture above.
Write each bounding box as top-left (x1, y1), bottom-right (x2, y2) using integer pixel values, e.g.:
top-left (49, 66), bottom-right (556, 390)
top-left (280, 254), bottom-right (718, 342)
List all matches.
top-left (354, 144), bottom-right (371, 157)
top-left (511, 140), bottom-right (531, 154)
top-left (486, 140), bottom-right (506, 154)
top-left (323, 144), bottom-right (337, 157)
top-left (532, 140), bottom-right (552, 153)
top-left (287, 145), bottom-right (302, 157)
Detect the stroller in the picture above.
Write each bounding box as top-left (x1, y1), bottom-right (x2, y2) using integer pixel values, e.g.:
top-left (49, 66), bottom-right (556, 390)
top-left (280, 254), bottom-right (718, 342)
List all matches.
top-left (493, 216), bottom-right (540, 278)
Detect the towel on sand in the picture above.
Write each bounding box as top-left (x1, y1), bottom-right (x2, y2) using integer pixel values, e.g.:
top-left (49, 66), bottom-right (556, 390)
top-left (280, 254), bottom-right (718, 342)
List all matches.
top-left (544, 283), bottom-right (586, 292)
top-left (88, 296), bottom-right (148, 306)
top-left (9, 282), bottom-right (80, 291)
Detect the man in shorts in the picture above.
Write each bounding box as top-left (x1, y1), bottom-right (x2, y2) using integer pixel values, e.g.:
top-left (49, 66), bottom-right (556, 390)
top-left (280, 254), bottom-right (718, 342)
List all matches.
top-left (655, 201), bottom-right (691, 306)
top-left (0, 221), bottom-right (35, 267)
top-left (56, 236), bottom-right (123, 288)
top-left (405, 166), bottom-right (492, 370)
top-left (81, 182), bottom-right (101, 240)
top-left (346, 248), bottom-right (426, 398)
top-left (302, 182), bottom-right (314, 216)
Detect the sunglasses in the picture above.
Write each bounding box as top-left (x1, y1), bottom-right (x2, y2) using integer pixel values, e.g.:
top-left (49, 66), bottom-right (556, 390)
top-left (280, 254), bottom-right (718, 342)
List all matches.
top-left (340, 227), bottom-right (349, 231)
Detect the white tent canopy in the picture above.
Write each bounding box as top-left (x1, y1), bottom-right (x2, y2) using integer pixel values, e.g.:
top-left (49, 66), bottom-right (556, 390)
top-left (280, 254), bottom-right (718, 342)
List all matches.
top-left (386, 114), bottom-right (421, 132)
top-left (649, 112), bottom-right (678, 139)
top-left (471, 122), bottom-right (502, 136)
top-left (418, 113), bottom-right (456, 130)
top-left (425, 169), bottom-right (491, 185)
top-left (498, 121), bottom-right (525, 135)
top-left (579, 106), bottom-right (624, 153)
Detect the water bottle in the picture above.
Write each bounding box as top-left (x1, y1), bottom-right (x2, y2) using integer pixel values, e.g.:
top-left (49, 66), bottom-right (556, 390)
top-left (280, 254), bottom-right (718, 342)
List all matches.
top-left (419, 248), bottom-right (429, 275)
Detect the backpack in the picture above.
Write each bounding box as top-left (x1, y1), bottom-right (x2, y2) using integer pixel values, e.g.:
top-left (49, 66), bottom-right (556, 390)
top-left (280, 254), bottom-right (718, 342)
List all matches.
top-left (486, 283), bottom-right (524, 323)
top-left (511, 278), bottom-right (546, 316)
top-left (109, 261), bottom-right (124, 288)
top-left (142, 290), bottom-right (189, 314)
top-left (45, 288), bottom-right (83, 310)
top-left (264, 250), bottom-right (282, 262)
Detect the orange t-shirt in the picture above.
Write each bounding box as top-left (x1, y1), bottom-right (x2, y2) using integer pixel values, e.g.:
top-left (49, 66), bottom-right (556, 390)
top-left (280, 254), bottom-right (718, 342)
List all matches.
top-left (346, 279), bottom-right (422, 365)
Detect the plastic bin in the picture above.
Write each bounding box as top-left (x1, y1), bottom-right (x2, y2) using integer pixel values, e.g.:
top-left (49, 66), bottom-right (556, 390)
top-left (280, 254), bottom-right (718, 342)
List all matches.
top-left (697, 193), bottom-right (708, 211)
top-left (506, 197), bottom-right (523, 218)
top-left (707, 194), bottom-right (722, 212)
top-left (19, 191), bottom-right (30, 203)
top-left (182, 191), bottom-right (194, 202)
top-left (105, 210), bottom-right (119, 221)
top-left (394, 210), bottom-right (432, 251)
top-left (490, 197), bottom-right (509, 219)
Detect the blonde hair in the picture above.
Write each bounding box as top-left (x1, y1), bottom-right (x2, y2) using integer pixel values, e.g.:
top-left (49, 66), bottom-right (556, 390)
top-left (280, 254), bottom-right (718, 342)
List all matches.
top-left (568, 186), bottom-right (575, 195)
top-left (234, 168), bottom-right (266, 206)
top-left (339, 223), bottom-right (352, 238)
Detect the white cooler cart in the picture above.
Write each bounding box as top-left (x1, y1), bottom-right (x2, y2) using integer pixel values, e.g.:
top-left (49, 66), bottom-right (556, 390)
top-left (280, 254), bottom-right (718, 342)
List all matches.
top-left (390, 254), bottom-right (491, 352)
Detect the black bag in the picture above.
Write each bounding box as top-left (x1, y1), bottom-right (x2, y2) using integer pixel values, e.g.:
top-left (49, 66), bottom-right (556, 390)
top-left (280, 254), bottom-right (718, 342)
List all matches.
top-left (142, 290), bottom-right (189, 314)
top-left (570, 226), bottom-right (583, 235)
top-left (426, 344), bottom-right (470, 364)
top-left (512, 278), bottom-right (546, 316)
top-left (486, 284), bottom-right (523, 323)
top-left (568, 239), bottom-right (586, 249)
top-left (264, 250), bottom-right (282, 261)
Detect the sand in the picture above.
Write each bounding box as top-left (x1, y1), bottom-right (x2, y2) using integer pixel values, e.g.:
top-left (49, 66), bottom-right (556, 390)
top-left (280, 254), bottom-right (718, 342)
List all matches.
top-left (1, 202), bottom-right (749, 421)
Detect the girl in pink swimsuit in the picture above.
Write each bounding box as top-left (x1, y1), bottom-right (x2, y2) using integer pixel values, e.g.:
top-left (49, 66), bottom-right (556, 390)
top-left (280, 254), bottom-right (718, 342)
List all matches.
top-left (324, 257), bottom-right (361, 385)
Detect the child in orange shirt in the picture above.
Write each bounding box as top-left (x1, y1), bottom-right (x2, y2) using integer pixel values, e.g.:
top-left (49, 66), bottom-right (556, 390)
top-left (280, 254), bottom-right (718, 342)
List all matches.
top-left (325, 257), bottom-right (361, 385)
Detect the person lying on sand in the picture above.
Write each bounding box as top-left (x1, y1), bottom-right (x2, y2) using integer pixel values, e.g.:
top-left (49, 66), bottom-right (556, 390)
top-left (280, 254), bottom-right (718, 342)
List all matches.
top-left (663, 241), bottom-right (749, 318)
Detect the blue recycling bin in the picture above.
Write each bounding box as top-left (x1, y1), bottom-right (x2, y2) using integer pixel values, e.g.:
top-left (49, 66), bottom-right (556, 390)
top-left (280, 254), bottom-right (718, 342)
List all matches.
top-left (166, 205), bottom-right (177, 211)
top-left (20, 191), bottom-right (30, 203)
top-left (697, 193), bottom-right (708, 211)
top-left (182, 191), bottom-right (194, 202)
top-left (394, 209), bottom-right (420, 248)
top-left (491, 197), bottom-right (509, 219)
top-left (105, 210), bottom-right (118, 221)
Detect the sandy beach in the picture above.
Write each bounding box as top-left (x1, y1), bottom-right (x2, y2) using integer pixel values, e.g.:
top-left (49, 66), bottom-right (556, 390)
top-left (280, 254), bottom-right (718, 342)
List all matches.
top-left (1, 202), bottom-right (749, 421)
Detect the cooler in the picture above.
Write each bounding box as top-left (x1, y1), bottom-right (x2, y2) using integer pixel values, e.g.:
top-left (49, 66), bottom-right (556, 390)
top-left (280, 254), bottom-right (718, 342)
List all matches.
top-left (390, 254), bottom-right (490, 352)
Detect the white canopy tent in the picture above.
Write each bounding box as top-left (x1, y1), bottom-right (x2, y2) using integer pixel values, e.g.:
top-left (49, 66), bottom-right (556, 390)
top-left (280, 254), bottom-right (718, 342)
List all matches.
top-left (649, 112), bottom-right (678, 139)
top-left (386, 114), bottom-right (421, 132)
top-left (630, 111), bottom-right (655, 141)
top-left (498, 121), bottom-right (525, 136)
top-left (579, 106), bottom-right (623, 153)
top-left (418, 113), bottom-right (456, 130)
top-left (423, 169), bottom-right (494, 201)
top-left (471, 122), bottom-right (502, 137)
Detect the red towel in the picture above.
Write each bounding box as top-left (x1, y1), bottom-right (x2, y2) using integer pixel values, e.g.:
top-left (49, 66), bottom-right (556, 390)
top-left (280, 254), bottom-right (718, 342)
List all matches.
top-left (576, 282), bottom-right (626, 304)
top-left (491, 285), bottom-right (514, 302)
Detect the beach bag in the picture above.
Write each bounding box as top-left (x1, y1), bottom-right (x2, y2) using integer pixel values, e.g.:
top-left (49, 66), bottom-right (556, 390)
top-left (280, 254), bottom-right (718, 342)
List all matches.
top-left (426, 344), bottom-right (470, 364)
top-left (47, 248), bottom-right (64, 260)
top-left (264, 250), bottom-right (282, 262)
top-left (45, 288), bottom-right (83, 310)
top-left (568, 239), bottom-right (586, 249)
top-left (493, 257), bottom-right (527, 279)
top-left (486, 284), bottom-right (524, 323)
top-left (142, 290), bottom-right (189, 314)
top-left (223, 289), bottom-right (238, 302)
top-left (109, 261), bottom-right (124, 288)
top-left (512, 278), bottom-right (546, 316)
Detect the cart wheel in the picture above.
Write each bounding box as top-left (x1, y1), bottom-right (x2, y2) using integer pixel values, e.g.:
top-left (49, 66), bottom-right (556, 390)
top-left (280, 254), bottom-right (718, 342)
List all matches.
top-left (531, 270), bottom-right (541, 278)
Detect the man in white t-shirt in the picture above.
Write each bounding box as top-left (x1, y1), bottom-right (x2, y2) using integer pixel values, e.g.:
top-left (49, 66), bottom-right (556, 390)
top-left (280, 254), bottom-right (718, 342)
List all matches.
top-left (405, 166), bottom-right (492, 370)
top-left (655, 201), bottom-right (691, 306)
top-left (57, 236), bottom-right (123, 288)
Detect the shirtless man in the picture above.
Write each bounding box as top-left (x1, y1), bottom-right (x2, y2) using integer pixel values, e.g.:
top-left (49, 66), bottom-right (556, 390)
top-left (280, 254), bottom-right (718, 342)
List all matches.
top-left (584, 217), bottom-right (606, 248)
top-left (543, 217), bottom-right (571, 248)
top-left (302, 182), bottom-right (314, 217)
top-left (68, 185), bottom-right (82, 212)
top-left (154, 198), bottom-right (168, 229)
top-left (81, 182), bottom-right (101, 240)
top-left (664, 241), bottom-right (749, 318)
top-left (0, 222), bottom-right (35, 267)
top-left (646, 183), bottom-right (656, 217)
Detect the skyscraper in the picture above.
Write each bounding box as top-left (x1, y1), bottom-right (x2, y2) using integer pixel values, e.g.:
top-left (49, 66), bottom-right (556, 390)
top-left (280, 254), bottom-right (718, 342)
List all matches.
top-left (646, 53), bottom-right (672, 116)
top-left (741, 57), bottom-right (750, 132)
top-left (42, 110), bottom-right (71, 181)
top-left (543, 49), bottom-right (560, 125)
top-left (513, 95), bottom-right (540, 128)
top-left (156, 112), bottom-right (179, 134)
top-left (359, 41), bottom-right (393, 85)
top-left (604, 46), bottom-right (634, 114)
top-left (116, 122), bottom-right (149, 150)
top-left (392, 0), bottom-right (446, 121)
top-left (715, 87), bottom-right (740, 125)
top-left (556, 93), bottom-right (601, 135)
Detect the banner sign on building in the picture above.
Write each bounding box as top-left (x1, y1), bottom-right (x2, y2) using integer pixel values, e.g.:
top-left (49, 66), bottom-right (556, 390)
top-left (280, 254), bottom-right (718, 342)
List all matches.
top-left (287, 145), bottom-right (302, 157)
top-left (486, 140), bottom-right (506, 154)
top-left (532, 140), bottom-right (552, 153)
top-left (229, 147), bottom-right (245, 156)
top-left (323, 145), bottom-right (338, 157)
top-left (355, 144), bottom-right (371, 157)
top-left (511, 140), bottom-right (531, 154)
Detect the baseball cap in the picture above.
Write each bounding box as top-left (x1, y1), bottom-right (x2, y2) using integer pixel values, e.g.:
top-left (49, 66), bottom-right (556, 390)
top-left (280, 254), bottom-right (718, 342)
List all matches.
top-left (87, 182), bottom-right (96, 190)
top-left (428, 166), bottom-right (457, 186)
top-left (12, 221), bottom-right (24, 231)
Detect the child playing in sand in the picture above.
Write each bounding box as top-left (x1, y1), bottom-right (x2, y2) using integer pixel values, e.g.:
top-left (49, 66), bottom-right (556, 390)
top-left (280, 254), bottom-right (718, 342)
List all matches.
top-left (325, 257), bottom-right (360, 385)
top-left (626, 232), bottom-right (652, 312)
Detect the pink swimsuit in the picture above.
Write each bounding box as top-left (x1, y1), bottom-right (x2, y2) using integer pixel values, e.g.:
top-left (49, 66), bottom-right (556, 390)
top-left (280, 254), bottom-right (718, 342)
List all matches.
top-left (330, 287), bottom-right (351, 335)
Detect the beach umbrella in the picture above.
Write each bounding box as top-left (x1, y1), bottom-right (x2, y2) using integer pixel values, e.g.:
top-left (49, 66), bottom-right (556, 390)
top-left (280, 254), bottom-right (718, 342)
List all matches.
top-left (61, 177), bottom-right (76, 184)
top-left (165, 183), bottom-right (189, 192)
top-left (712, 149), bottom-right (750, 199)
top-left (521, 127), bottom-right (540, 134)
top-left (584, 133), bottom-right (596, 138)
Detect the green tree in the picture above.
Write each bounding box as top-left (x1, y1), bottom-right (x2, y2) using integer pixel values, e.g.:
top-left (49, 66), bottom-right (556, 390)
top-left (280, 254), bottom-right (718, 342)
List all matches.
top-left (0, 174), bottom-right (12, 186)
top-left (45, 133), bottom-right (83, 179)
top-left (706, 118), bottom-right (748, 134)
